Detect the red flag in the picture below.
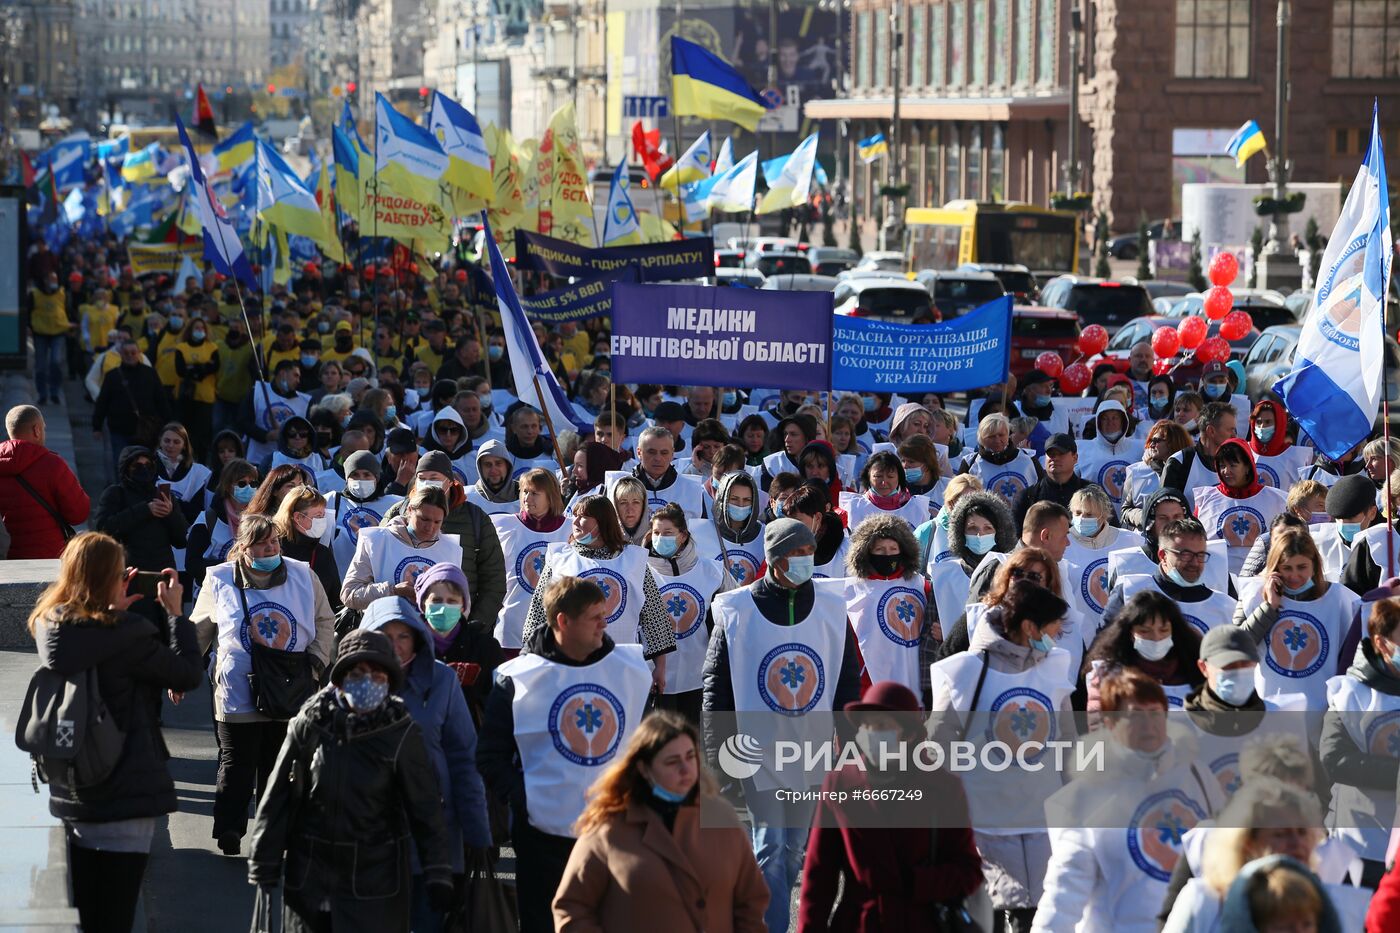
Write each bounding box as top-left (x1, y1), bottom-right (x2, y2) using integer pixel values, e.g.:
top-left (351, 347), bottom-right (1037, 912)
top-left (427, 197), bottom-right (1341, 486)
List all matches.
top-left (630, 121), bottom-right (672, 182)
top-left (20, 151), bottom-right (35, 188)
top-left (194, 84), bottom-right (218, 139)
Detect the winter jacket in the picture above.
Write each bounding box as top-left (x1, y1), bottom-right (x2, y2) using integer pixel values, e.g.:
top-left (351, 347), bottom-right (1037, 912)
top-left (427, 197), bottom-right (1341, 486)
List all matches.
top-left (92, 361), bottom-right (172, 438)
top-left (553, 796), bottom-right (770, 933)
top-left (184, 497), bottom-right (238, 588)
top-left (247, 688), bottom-right (452, 933)
top-left (1161, 444), bottom-right (1217, 503)
top-left (466, 439), bottom-right (519, 507)
top-left (712, 470), bottom-right (764, 548)
top-left (359, 598), bottom-right (491, 870)
top-left (0, 438), bottom-right (89, 558)
top-left (1012, 472), bottom-right (1093, 533)
top-left (93, 446), bottom-right (189, 572)
top-left (1368, 862), bottom-right (1400, 933)
top-left (1342, 522), bottom-right (1400, 596)
top-left (379, 494), bottom-right (506, 628)
top-left (280, 529), bottom-right (344, 615)
top-left (1320, 638), bottom-right (1400, 794)
top-left (34, 609), bottom-right (203, 822)
top-left (256, 415), bottom-right (324, 480)
top-left (797, 765), bottom-right (982, 931)
top-left (1216, 856), bottom-right (1344, 933)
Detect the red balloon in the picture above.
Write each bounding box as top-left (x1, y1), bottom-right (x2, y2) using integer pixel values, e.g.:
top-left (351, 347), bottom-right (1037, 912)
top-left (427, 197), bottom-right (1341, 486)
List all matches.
top-left (1078, 324), bottom-right (1109, 357)
top-left (1059, 362), bottom-right (1092, 395)
top-left (1198, 335), bottom-right (1231, 364)
top-left (1203, 285), bottom-right (1233, 321)
top-left (1035, 351), bottom-right (1064, 379)
top-left (1208, 252), bottom-right (1239, 287)
top-left (1151, 325), bottom-right (1181, 359)
top-left (1152, 358), bottom-right (1175, 376)
top-left (1178, 315), bottom-right (1208, 350)
top-left (1219, 309), bottom-right (1253, 342)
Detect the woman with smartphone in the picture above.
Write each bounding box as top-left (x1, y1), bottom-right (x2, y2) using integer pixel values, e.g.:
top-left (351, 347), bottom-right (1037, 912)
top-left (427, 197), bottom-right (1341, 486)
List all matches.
top-left (94, 446), bottom-right (191, 628)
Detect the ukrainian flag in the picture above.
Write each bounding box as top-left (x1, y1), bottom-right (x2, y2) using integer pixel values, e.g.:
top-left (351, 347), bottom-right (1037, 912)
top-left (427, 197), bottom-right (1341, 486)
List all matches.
top-left (255, 140), bottom-right (345, 262)
top-left (213, 122), bottom-right (257, 172)
top-left (659, 130), bottom-right (713, 190)
top-left (120, 143), bottom-right (160, 183)
top-left (858, 133), bottom-right (888, 164)
top-left (332, 123), bottom-right (362, 218)
top-left (428, 92), bottom-right (494, 201)
top-left (374, 93), bottom-right (449, 208)
top-left (1225, 120), bottom-right (1267, 168)
top-left (670, 36), bottom-right (768, 132)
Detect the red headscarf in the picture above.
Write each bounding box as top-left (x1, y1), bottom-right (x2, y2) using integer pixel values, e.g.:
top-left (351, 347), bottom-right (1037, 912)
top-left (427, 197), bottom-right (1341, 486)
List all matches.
top-left (1248, 398), bottom-right (1290, 458)
top-left (1215, 437), bottom-right (1263, 499)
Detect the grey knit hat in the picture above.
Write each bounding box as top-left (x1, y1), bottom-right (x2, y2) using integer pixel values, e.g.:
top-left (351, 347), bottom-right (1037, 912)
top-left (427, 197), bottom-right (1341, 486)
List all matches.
top-left (417, 450), bottom-right (455, 478)
top-left (764, 517), bottom-right (816, 562)
top-left (343, 449), bottom-right (380, 478)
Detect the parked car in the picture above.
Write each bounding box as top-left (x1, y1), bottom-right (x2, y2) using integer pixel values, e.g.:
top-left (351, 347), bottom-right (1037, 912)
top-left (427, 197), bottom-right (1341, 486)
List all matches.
top-left (807, 247), bottom-right (861, 276)
top-left (714, 248), bottom-right (747, 269)
top-left (714, 268), bottom-right (766, 288)
top-left (1163, 289), bottom-right (1296, 330)
top-left (1037, 275), bottom-right (1154, 334)
top-left (1099, 314), bottom-right (1259, 388)
top-left (914, 270), bottom-right (1008, 320)
top-left (760, 274), bottom-right (839, 291)
top-left (833, 278), bottom-right (938, 323)
top-left (847, 251), bottom-right (906, 275)
top-left (1010, 306), bottom-right (1081, 380)
top-left (747, 251), bottom-right (813, 277)
top-left (751, 236), bottom-right (803, 254)
top-left (1108, 218), bottom-right (1181, 259)
top-left (958, 263), bottom-right (1039, 302)
top-left (1284, 289), bottom-right (1315, 320)
top-left (1138, 280), bottom-right (1196, 302)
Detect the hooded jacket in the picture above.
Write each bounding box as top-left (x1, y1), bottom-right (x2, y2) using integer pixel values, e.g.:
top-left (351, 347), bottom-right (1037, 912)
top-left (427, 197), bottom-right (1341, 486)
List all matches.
top-left (34, 610), bottom-right (204, 822)
top-left (1144, 375), bottom-right (1176, 423)
top-left (359, 598), bottom-right (492, 869)
top-left (1318, 636), bottom-right (1400, 792)
top-left (1214, 856), bottom-right (1344, 933)
top-left (1214, 437), bottom-right (1263, 499)
top-left (0, 437), bottom-right (89, 559)
top-left (712, 470), bottom-right (763, 546)
top-left (470, 438), bottom-right (518, 505)
top-left (946, 491), bottom-right (1018, 573)
top-left (426, 407), bottom-right (472, 459)
top-left (1248, 397), bottom-right (1290, 458)
top-left (93, 446), bottom-right (189, 572)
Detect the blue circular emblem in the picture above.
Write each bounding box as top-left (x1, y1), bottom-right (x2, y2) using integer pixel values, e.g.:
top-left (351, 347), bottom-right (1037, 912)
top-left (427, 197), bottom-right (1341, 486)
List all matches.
top-left (756, 642), bottom-right (826, 715)
top-left (394, 555), bottom-right (435, 586)
top-left (1080, 557), bottom-right (1110, 614)
top-left (549, 682), bottom-right (627, 766)
top-left (514, 540), bottom-right (551, 595)
top-left (579, 567), bottom-right (628, 625)
top-left (985, 470), bottom-right (1027, 501)
top-left (1264, 609), bottom-right (1330, 679)
top-left (341, 506), bottom-right (382, 540)
top-left (875, 586), bottom-right (925, 647)
top-left (240, 600), bottom-right (300, 652)
top-left (1210, 752), bottom-right (1242, 796)
top-left (1127, 789), bottom-right (1206, 881)
top-left (658, 582), bottom-right (705, 639)
top-left (983, 686), bottom-right (1057, 763)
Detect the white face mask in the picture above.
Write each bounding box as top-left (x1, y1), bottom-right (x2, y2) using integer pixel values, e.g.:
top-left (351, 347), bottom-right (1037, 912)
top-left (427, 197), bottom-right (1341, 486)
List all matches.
top-left (307, 515), bottom-right (329, 539)
top-left (855, 726), bottom-right (902, 767)
top-left (346, 478), bottom-right (377, 499)
top-left (1134, 635), bottom-right (1174, 662)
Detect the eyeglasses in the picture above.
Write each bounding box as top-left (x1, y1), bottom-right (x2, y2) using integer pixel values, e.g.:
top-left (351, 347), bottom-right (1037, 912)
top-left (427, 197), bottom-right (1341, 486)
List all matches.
top-left (1009, 568), bottom-right (1046, 584)
top-left (233, 480), bottom-right (256, 489)
top-left (1146, 437), bottom-right (1165, 448)
top-left (1164, 547), bottom-right (1210, 564)
top-left (286, 429), bottom-right (309, 439)
top-left (437, 424), bottom-right (463, 434)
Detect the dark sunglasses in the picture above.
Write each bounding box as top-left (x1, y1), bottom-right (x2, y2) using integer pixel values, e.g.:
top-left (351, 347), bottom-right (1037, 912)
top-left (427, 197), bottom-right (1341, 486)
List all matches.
top-left (1009, 567), bottom-right (1046, 584)
top-left (286, 429), bottom-right (309, 439)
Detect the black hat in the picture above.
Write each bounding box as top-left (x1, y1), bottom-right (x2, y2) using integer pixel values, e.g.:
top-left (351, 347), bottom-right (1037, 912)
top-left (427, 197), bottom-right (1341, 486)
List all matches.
top-left (386, 427), bottom-right (418, 455)
top-left (1044, 432), bottom-right (1077, 454)
top-left (1327, 474), bottom-right (1377, 520)
top-left (653, 401), bottom-right (687, 423)
top-left (329, 629), bottom-right (403, 690)
top-left (1020, 370), bottom-right (1055, 390)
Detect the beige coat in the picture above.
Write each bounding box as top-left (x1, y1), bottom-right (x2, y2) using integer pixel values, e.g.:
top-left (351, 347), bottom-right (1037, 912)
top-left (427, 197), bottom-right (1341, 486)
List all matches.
top-left (553, 796), bottom-right (769, 933)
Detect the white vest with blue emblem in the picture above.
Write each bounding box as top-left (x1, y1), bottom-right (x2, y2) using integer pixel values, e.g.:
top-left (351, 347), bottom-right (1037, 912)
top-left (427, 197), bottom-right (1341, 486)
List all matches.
top-left (325, 492), bottom-right (403, 575)
top-left (246, 383), bottom-right (311, 464)
top-left (1325, 674), bottom-right (1400, 861)
top-left (190, 514), bottom-right (236, 598)
top-left (358, 525), bottom-right (464, 588)
top-left (1075, 437), bottom-right (1135, 510)
top-left (963, 601), bottom-right (1085, 686)
top-left (930, 648), bottom-right (1072, 831)
top-left (1192, 484), bottom-right (1287, 575)
top-left (1107, 541), bottom-right (1231, 593)
top-left (1184, 692), bottom-right (1308, 798)
top-left (1254, 446), bottom-right (1314, 490)
top-left (1063, 541), bottom-right (1117, 621)
top-left (605, 470), bottom-right (707, 519)
top-left (205, 559), bottom-right (318, 718)
top-left (929, 559), bottom-right (976, 634)
top-left (510, 454), bottom-right (558, 481)
top-left (846, 576), bottom-right (927, 697)
top-left (693, 522), bottom-right (765, 588)
top-left (1309, 522), bottom-right (1353, 582)
top-left (504, 645), bottom-right (652, 837)
top-left (270, 450), bottom-right (326, 482)
top-left (1237, 578), bottom-right (1361, 710)
top-left (962, 449), bottom-right (1038, 505)
top-left (845, 494), bottom-right (931, 535)
top-left (492, 515), bottom-right (573, 649)
top-left (545, 542), bottom-right (653, 646)
top-left (656, 560), bottom-right (725, 694)
top-left (813, 537), bottom-right (850, 581)
top-left (448, 451), bottom-right (481, 486)
top-left (1117, 573), bottom-right (1238, 636)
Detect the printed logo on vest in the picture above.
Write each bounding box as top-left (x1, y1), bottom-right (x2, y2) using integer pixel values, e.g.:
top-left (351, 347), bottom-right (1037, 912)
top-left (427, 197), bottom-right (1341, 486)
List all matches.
top-left (342, 506), bottom-right (382, 540)
top-left (1264, 610), bottom-right (1329, 679)
top-left (1096, 461), bottom-right (1128, 502)
top-left (985, 471), bottom-right (1027, 502)
top-left (1127, 789), bottom-right (1207, 882)
top-left (549, 683), bottom-right (627, 767)
top-left (240, 601), bottom-right (300, 651)
top-left (722, 548), bottom-right (761, 585)
top-left (1364, 712), bottom-right (1400, 757)
top-left (984, 687), bottom-right (1056, 763)
top-left (394, 556), bottom-right (435, 587)
top-left (1217, 505), bottom-right (1266, 549)
top-left (757, 643), bottom-right (826, 715)
top-left (514, 541), bottom-right (550, 594)
top-left (1256, 463), bottom-right (1281, 488)
top-left (1080, 558), bottom-right (1110, 613)
top-left (580, 567), bottom-right (628, 625)
top-left (1209, 752), bottom-right (1242, 796)
top-left (659, 582), bottom-right (705, 639)
top-left (875, 586), bottom-right (925, 647)
top-left (261, 400), bottom-right (295, 431)
top-left (1182, 612), bottom-right (1210, 636)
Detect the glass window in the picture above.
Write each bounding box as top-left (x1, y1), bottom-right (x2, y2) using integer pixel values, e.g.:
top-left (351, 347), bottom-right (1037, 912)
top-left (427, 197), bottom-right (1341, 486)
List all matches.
top-left (944, 124), bottom-right (962, 199)
top-left (1036, 0), bottom-right (1055, 84)
top-left (989, 124), bottom-right (1006, 199)
top-left (1015, 0), bottom-right (1032, 85)
top-left (993, 0), bottom-right (1009, 86)
top-left (949, 0), bottom-right (967, 86)
top-left (1332, 0), bottom-right (1400, 78)
top-left (911, 5), bottom-right (927, 87)
top-left (876, 8), bottom-right (890, 85)
top-left (926, 124), bottom-right (941, 205)
top-left (972, 1), bottom-right (988, 85)
top-left (856, 10), bottom-right (872, 87)
top-left (967, 124), bottom-right (983, 198)
top-left (930, 3), bottom-right (946, 87)
top-left (1175, 0), bottom-right (1252, 78)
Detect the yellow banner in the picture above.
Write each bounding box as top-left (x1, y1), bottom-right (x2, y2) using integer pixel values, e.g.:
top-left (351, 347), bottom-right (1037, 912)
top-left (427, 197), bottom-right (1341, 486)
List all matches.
top-left (485, 127), bottom-right (538, 259)
top-left (362, 176), bottom-right (453, 254)
top-left (537, 103), bottom-right (593, 246)
top-left (127, 243), bottom-right (203, 277)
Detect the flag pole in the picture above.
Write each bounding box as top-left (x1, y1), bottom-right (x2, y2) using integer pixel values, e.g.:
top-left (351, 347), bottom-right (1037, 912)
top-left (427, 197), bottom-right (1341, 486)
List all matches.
top-left (532, 372), bottom-right (570, 473)
top-left (1386, 360), bottom-right (1395, 579)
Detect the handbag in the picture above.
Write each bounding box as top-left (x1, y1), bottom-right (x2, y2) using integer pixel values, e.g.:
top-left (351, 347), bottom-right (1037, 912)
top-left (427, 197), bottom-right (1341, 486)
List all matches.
top-left (238, 583), bottom-right (317, 720)
top-left (458, 849), bottom-right (518, 933)
top-left (13, 475), bottom-right (76, 542)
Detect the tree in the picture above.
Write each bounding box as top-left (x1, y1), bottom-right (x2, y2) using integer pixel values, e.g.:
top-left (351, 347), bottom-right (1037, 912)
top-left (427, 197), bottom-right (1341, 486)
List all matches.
top-left (1188, 230), bottom-right (1207, 292)
top-left (1094, 212), bottom-right (1111, 278)
top-left (1248, 225), bottom-right (1265, 288)
top-left (1135, 218), bottom-right (1153, 281)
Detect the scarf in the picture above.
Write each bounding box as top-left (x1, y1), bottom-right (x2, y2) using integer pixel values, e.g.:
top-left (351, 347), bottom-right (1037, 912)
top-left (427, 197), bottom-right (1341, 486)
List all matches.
top-left (431, 626), bottom-right (459, 656)
top-left (521, 510), bottom-right (566, 533)
top-left (866, 488), bottom-right (912, 511)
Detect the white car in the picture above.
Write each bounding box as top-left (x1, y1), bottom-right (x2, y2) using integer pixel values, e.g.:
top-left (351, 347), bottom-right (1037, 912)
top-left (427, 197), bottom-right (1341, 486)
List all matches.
top-left (832, 277), bottom-right (936, 322)
top-left (760, 274), bottom-right (840, 291)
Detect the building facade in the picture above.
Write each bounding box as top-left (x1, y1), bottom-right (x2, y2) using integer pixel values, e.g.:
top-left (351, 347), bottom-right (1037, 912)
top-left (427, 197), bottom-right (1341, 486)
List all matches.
top-left (2, 0), bottom-right (79, 124)
top-left (270, 0), bottom-right (313, 70)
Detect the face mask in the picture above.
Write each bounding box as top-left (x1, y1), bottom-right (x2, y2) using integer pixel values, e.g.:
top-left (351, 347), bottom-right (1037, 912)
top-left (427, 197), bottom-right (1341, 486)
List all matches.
top-left (191, 329), bottom-right (206, 342)
top-left (300, 354), bottom-right (318, 368)
top-left (168, 316), bottom-right (184, 330)
top-left (306, 515), bottom-right (329, 538)
top-left (721, 391), bottom-right (737, 409)
top-left (232, 483), bottom-right (256, 504)
top-left (966, 533), bottom-right (997, 555)
top-left (904, 466), bottom-right (924, 485)
top-left (575, 531), bottom-right (597, 547)
top-left (424, 603), bottom-right (463, 633)
top-left (653, 534), bottom-right (679, 557)
top-left (937, 508), bottom-right (951, 531)
top-left (340, 673), bottom-right (389, 711)
top-left (1338, 521), bottom-right (1362, 544)
top-left (488, 345), bottom-right (504, 361)
top-left (1254, 425), bottom-right (1275, 444)
top-left (417, 479), bottom-right (444, 491)
top-left (1164, 566), bottom-right (1195, 588)
top-left (349, 289), bottom-right (361, 300)
top-left (855, 727), bottom-right (902, 765)
top-left (1213, 670), bottom-right (1252, 707)
top-left (1182, 418), bottom-right (1199, 432)
top-left (385, 405), bottom-right (397, 420)
top-left (1150, 395), bottom-right (1170, 411)
top-left (771, 500), bottom-right (784, 518)
top-left (1030, 632), bottom-right (1056, 653)
top-left (1283, 579), bottom-right (1315, 596)
top-left (869, 553), bottom-right (902, 576)
top-left (250, 554), bottom-right (283, 573)
top-left (1134, 635), bottom-right (1174, 661)
top-left (1027, 393), bottom-right (1051, 410)
top-left (129, 464), bottom-right (156, 485)
top-left (650, 780), bottom-right (690, 804)
top-left (1102, 430), bottom-right (1124, 444)
top-left (275, 380), bottom-right (289, 394)
top-left (862, 396), bottom-right (877, 412)
top-left (1073, 516), bottom-right (1101, 537)
top-left (727, 504), bottom-right (753, 522)
top-left (783, 554), bottom-right (815, 585)
top-left (1203, 382), bottom-right (1227, 399)
top-left (317, 321), bottom-right (331, 334)
top-left (478, 394), bottom-right (493, 412)
top-left (347, 478), bottom-right (377, 499)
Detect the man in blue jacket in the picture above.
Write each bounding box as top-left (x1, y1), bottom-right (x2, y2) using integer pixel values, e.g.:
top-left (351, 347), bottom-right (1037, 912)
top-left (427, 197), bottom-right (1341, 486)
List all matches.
top-left (360, 597), bottom-right (491, 931)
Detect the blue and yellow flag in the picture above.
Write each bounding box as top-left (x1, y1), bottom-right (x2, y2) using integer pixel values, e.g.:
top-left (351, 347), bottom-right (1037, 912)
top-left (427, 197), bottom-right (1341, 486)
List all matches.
top-left (121, 143), bottom-right (161, 183)
top-left (1225, 120), bottom-right (1267, 168)
top-left (255, 140), bottom-right (345, 262)
top-left (428, 92), bottom-right (494, 201)
top-left (374, 93), bottom-right (449, 208)
top-left (858, 133), bottom-right (888, 164)
top-left (213, 122), bottom-right (257, 172)
top-left (332, 124), bottom-right (362, 218)
top-left (670, 36), bottom-right (767, 131)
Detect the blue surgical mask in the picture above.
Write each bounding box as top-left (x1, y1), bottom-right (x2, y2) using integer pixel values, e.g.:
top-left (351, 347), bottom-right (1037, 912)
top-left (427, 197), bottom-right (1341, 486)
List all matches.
top-left (772, 500), bottom-right (784, 518)
top-left (650, 781), bottom-right (690, 804)
top-left (1030, 632), bottom-right (1056, 653)
top-left (576, 531), bottom-right (597, 547)
top-left (904, 466), bottom-right (924, 485)
top-left (1203, 382), bottom-right (1227, 400)
top-left (317, 321), bottom-right (331, 334)
top-left (1164, 566), bottom-right (1193, 588)
top-left (250, 554), bottom-right (282, 572)
top-left (1150, 394), bottom-right (1170, 411)
top-left (424, 603), bottom-right (462, 633)
top-left (722, 391), bottom-right (737, 409)
top-left (348, 289), bottom-right (361, 299)
top-left (1283, 579), bottom-right (1315, 596)
top-left (783, 554), bottom-right (815, 584)
top-left (340, 673), bottom-right (389, 711)
top-left (937, 509), bottom-right (951, 531)
top-left (488, 345), bottom-right (504, 361)
top-left (966, 533), bottom-right (996, 555)
top-left (1254, 425), bottom-right (1275, 444)
top-left (232, 483), bottom-right (256, 504)
top-left (168, 316), bottom-right (184, 330)
top-left (653, 534), bottom-right (679, 557)
top-left (863, 396), bottom-right (877, 412)
top-left (300, 354), bottom-right (318, 368)
top-left (728, 504), bottom-right (752, 521)
top-left (1212, 669), bottom-right (1253, 707)
top-left (1072, 516), bottom-right (1100, 537)
top-left (385, 405), bottom-right (397, 420)
top-left (1339, 522), bottom-right (1362, 544)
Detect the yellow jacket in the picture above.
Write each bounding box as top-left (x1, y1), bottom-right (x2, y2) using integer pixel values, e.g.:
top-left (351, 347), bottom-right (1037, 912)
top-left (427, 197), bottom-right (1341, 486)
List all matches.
top-left (175, 340), bottom-right (219, 404)
top-left (79, 302), bottom-right (120, 351)
top-left (30, 287), bottom-right (70, 337)
top-left (154, 331), bottom-right (183, 388)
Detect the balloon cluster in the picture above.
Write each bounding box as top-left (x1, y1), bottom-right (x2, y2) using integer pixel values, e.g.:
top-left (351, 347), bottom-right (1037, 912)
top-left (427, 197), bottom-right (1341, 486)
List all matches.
top-left (1033, 324), bottom-right (1106, 395)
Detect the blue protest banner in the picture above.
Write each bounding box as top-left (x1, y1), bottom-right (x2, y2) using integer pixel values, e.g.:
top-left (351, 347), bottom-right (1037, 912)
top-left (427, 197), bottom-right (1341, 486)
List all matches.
top-left (515, 229), bottom-right (714, 282)
top-left (831, 296), bottom-right (1013, 393)
top-left (520, 266), bottom-right (638, 324)
top-left (610, 282), bottom-right (832, 390)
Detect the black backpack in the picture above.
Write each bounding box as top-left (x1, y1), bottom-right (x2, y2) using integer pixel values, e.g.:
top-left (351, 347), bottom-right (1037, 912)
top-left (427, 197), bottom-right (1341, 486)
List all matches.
top-left (15, 665), bottom-right (126, 791)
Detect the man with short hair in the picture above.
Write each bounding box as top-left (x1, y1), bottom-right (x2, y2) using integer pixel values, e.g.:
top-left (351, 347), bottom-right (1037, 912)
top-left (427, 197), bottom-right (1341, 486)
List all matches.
top-left (1103, 517), bottom-right (1237, 631)
top-left (1012, 433), bottom-right (1092, 529)
top-left (1104, 487), bottom-right (1193, 591)
top-left (0, 405), bottom-right (89, 558)
top-left (622, 424), bottom-right (706, 518)
top-left (477, 575), bottom-right (652, 933)
top-left (92, 340), bottom-right (173, 464)
top-left (1161, 401), bottom-right (1237, 510)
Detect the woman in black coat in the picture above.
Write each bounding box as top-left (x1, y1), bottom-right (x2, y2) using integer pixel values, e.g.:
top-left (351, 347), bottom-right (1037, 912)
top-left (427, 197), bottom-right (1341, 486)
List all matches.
top-left (29, 532), bottom-right (202, 933)
top-left (270, 485), bottom-right (344, 614)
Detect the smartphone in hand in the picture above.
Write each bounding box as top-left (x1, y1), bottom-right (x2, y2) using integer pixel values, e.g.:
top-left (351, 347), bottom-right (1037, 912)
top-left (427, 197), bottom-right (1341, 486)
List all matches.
top-left (132, 571), bottom-right (164, 600)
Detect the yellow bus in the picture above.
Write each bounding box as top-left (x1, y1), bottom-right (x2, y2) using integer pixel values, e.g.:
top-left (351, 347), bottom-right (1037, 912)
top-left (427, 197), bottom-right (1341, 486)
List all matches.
top-left (904, 200), bottom-right (1080, 274)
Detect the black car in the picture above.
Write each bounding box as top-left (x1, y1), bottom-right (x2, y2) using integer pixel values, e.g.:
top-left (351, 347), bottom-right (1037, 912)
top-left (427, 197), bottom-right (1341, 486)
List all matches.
top-left (1037, 275), bottom-right (1154, 334)
top-left (1108, 219), bottom-right (1181, 260)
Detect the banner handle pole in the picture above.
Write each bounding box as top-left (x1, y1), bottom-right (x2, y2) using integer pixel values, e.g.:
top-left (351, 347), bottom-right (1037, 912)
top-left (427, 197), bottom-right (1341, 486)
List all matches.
top-left (1386, 373), bottom-right (1395, 579)
top-left (532, 372), bottom-right (570, 473)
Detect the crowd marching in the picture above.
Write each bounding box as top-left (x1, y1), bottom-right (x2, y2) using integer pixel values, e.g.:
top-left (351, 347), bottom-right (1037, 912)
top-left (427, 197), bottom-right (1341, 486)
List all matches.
top-left (12, 219), bottom-right (1400, 933)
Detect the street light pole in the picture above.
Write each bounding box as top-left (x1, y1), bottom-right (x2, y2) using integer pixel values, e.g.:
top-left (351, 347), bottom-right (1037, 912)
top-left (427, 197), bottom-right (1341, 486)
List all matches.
top-left (1065, 2), bottom-right (1082, 194)
top-left (878, 0), bottom-right (902, 251)
top-left (1263, 0), bottom-right (1293, 258)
